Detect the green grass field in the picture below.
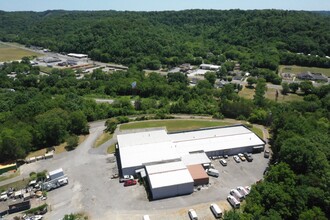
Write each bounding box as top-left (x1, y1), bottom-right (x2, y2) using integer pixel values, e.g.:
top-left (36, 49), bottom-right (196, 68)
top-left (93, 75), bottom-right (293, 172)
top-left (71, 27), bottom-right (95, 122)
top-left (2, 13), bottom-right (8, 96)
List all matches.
top-left (279, 65), bottom-right (330, 77)
top-left (120, 119), bottom-right (233, 132)
top-left (239, 87), bottom-right (303, 102)
top-left (0, 179), bottom-right (30, 192)
top-left (39, 66), bottom-right (55, 74)
top-left (250, 126), bottom-right (263, 139)
top-left (0, 43), bottom-right (42, 62)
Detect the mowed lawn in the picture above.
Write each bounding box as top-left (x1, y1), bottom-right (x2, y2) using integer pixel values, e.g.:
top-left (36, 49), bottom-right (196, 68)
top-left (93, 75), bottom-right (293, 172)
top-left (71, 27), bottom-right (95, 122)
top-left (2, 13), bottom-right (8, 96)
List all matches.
top-left (239, 87), bottom-right (303, 102)
top-left (279, 65), bottom-right (330, 77)
top-left (120, 119), bottom-right (233, 132)
top-left (0, 43), bottom-right (42, 62)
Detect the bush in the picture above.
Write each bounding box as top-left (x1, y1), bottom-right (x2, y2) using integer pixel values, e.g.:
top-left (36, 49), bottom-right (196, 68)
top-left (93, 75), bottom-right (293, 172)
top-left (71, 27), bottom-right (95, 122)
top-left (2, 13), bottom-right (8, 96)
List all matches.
top-left (24, 203), bottom-right (48, 215)
top-left (154, 113), bottom-right (174, 119)
top-left (116, 116), bottom-right (130, 124)
top-left (212, 112), bottom-right (224, 119)
top-left (36, 170), bottom-right (47, 181)
top-left (135, 116), bottom-right (149, 121)
top-left (29, 172), bottom-right (37, 180)
top-left (66, 135), bottom-right (79, 151)
top-left (105, 118), bottom-right (118, 133)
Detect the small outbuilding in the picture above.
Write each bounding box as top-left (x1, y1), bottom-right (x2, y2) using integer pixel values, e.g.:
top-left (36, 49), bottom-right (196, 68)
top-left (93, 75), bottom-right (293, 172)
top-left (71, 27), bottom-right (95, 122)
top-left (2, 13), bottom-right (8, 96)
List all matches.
top-left (187, 164), bottom-right (209, 186)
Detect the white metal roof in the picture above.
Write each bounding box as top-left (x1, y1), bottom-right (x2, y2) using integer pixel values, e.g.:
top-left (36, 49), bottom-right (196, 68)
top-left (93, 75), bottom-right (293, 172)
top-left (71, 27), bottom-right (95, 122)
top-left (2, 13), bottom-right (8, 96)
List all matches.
top-left (118, 125), bottom-right (264, 170)
top-left (145, 160), bottom-right (186, 175)
top-left (146, 161), bottom-right (193, 189)
top-left (148, 169), bottom-right (193, 188)
top-left (174, 133), bottom-right (264, 155)
top-left (117, 130), bottom-right (170, 148)
top-left (169, 126), bottom-right (251, 142)
top-left (49, 168), bottom-right (63, 176)
top-left (120, 141), bottom-right (178, 169)
top-left (187, 69), bottom-right (209, 76)
top-left (200, 64), bottom-right (221, 69)
top-left (181, 153), bottom-right (211, 166)
top-left (67, 53), bottom-right (88, 58)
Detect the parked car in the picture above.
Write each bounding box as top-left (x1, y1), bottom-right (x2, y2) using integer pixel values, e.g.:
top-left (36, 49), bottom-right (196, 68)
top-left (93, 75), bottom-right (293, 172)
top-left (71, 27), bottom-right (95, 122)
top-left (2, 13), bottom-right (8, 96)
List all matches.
top-left (233, 155), bottom-right (240, 163)
top-left (219, 159), bottom-right (227, 166)
top-left (119, 175), bottom-right (134, 183)
top-left (223, 155), bottom-right (228, 159)
top-left (264, 150), bottom-right (270, 158)
top-left (188, 209), bottom-right (198, 220)
top-left (243, 152), bottom-right (253, 162)
top-left (227, 195), bottom-right (240, 208)
top-left (124, 179), bottom-right (137, 187)
top-left (238, 153), bottom-right (246, 161)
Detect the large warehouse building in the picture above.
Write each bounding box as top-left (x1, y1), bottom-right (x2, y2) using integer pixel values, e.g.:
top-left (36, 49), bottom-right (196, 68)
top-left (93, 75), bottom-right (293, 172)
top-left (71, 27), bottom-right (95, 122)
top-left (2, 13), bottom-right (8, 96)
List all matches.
top-left (117, 124), bottom-right (265, 200)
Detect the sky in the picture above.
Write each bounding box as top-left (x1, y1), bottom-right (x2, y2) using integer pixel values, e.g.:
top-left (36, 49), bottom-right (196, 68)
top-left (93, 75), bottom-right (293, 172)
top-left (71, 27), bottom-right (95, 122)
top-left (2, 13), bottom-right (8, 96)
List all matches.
top-left (0, 0), bottom-right (330, 12)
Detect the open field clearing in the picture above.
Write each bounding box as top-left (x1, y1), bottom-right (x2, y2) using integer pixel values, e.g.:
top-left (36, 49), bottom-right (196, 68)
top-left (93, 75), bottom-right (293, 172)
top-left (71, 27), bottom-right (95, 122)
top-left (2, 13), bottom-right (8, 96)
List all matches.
top-left (279, 65), bottom-right (330, 77)
top-left (39, 66), bottom-right (55, 74)
top-left (120, 119), bottom-right (233, 132)
top-left (239, 87), bottom-right (304, 102)
top-left (0, 43), bottom-right (42, 62)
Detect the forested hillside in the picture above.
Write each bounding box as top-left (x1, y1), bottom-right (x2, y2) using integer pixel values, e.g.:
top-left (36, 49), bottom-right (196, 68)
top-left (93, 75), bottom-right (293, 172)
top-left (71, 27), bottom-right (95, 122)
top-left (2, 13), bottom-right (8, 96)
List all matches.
top-left (0, 10), bottom-right (329, 219)
top-left (0, 10), bottom-right (330, 70)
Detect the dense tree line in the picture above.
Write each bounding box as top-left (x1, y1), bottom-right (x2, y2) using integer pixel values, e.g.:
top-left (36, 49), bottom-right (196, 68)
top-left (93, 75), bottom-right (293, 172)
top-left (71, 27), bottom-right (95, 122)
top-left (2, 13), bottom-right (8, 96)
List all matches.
top-left (0, 10), bottom-right (329, 217)
top-left (0, 58), bottom-right (289, 161)
top-left (0, 60), bottom-right (221, 161)
top-left (0, 10), bottom-right (329, 72)
top-left (224, 86), bottom-right (330, 219)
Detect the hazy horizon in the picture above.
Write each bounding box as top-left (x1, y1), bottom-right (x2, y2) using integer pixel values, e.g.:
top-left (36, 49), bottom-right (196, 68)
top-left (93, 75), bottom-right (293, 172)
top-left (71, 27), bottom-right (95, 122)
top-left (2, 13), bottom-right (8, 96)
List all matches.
top-left (0, 0), bottom-right (330, 12)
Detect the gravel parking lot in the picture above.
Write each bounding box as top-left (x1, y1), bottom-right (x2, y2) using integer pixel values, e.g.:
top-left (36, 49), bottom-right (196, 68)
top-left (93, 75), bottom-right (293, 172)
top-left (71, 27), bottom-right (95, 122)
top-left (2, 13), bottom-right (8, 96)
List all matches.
top-left (98, 150), bottom-right (269, 220)
top-left (1, 121), bottom-right (270, 220)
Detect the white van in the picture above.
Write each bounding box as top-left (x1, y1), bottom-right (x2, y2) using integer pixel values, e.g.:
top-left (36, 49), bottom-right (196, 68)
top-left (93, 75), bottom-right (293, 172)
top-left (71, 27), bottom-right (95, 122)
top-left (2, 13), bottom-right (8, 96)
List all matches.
top-left (230, 189), bottom-right (244, 201)
top-left (227, 195), bottom-right (240, 208)
top-left (143, 215), bottom-right (150, 220)
top-left (237, 186), bottom-right (249, 196)
top-left (206, 168), bottom-right (219, 177)
top-left (210, 203), bottom-right (222, 218)
top-left (188, 209), bottom-right (198, 220)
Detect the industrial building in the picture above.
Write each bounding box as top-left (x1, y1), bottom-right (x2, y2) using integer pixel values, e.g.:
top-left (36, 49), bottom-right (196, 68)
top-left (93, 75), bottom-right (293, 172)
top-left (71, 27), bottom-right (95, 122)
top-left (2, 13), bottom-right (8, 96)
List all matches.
top-left (117, 125), bottom-right (265, 200)
top-left (145, 160), bottom-right (194, 200)
top-left (67, 53), bottom-right (88, 59)
top-left (200, 64), bottom-right (221, 71)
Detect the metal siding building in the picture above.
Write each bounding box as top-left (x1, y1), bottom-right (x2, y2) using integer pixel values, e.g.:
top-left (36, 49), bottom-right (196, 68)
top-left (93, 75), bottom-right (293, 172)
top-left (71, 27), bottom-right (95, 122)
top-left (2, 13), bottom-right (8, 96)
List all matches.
top-left (117, 125), bottom-right (265, 174)
top-left (145, 161), bottom-right (194, 200)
